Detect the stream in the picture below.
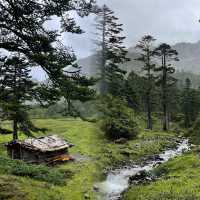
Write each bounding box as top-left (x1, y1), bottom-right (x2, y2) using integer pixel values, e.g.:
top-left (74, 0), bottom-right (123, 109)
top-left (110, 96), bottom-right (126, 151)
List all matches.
top-left (96, 139), bottom-right (190, 200)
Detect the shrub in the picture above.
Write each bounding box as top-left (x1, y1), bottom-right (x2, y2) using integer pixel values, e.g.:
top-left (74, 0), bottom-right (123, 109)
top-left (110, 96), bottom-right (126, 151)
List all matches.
top-left (100, 96), bottom-right (139, 140)
top-left (187, 115), bottom-right (200, 144)
top-left (0, 157), bottom-right (72, 185)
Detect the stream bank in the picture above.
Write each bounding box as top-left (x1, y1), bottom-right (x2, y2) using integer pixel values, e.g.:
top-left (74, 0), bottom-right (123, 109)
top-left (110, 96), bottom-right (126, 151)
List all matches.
top-left (96, 139), bottom-right (190, 200)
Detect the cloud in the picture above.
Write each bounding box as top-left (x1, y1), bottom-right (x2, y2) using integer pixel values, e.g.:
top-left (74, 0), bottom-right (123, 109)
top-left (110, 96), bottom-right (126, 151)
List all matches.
top-left (33, 0), bottom-right (200, 80)
top-left (62, 0), bottom-right (200, 58)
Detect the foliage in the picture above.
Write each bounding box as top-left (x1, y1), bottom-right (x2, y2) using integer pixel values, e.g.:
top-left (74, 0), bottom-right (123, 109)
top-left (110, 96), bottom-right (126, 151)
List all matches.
top-left (0, 0), bottom-right (96, 125)
top-left (135, 35), bottom-right (157, 129)
top-left (187, 115), bottom-right (200, 144)
top-left (153, 43), bottom-right (179, 131)
top-left (0, 0), bottom-right (95, 85)
top-left (0, 157), bottom-right (72, 185)
top-left (124, 71), bottom-right (146, 112)
top-left (28, 99), bottom-right (99, 120)
top-left (0, 56), bottom-right (50, 140)
top-left (94, 4), bottom-right (129, 96)
top-left (100, 96), bottom-right (139, 140)
top-left (181, 78), bottom-right (200, 128)
top-left (60, 73), bottom-right (96, 117)
top-left (167, 84), bottom-right (181, 121)
top-left (175, 70), bottom-right (200, 89)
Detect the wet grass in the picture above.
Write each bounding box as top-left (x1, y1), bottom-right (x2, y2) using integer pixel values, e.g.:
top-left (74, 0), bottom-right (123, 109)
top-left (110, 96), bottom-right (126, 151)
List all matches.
top-left (0, 176), bottom-right (27, 200)
top-left (0, 118), bottom-right (178, 200)
top-left (124, 153), bottom-right (200, 200)
top-left (0, 157), bottom-right (72, 185)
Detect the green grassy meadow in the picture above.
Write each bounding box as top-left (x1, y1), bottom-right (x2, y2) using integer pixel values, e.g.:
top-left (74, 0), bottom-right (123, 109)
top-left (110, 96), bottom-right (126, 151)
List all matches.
top-left (0, 118), bottom-right (181, 200)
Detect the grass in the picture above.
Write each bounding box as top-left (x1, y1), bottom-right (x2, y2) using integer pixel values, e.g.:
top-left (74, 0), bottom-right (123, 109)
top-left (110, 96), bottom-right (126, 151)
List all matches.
top-left (0, 118), bottom-right (179, 200)
top-left (124, 153), bottom-right (200, 200)
top-left (0, 157), bottom-right (72, 185)
top-left (0, 176), bottom-right (27, 200)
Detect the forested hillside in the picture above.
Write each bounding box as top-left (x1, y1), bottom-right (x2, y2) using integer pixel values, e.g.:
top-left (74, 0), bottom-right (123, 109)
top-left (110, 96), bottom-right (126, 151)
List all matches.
top-left (79, 41), bottom-right (200, 77)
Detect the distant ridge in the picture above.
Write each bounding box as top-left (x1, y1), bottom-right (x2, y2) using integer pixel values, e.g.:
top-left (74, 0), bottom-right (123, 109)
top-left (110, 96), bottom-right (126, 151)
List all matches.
top-left (79, 41), bottom-right (200, 76)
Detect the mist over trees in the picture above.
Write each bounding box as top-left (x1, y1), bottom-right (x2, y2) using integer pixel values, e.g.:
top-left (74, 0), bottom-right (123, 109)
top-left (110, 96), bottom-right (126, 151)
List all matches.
top-left (153, 43), bottom-right (179, 131)
top-left (94, 4), bottom-right (130, 96)
top-left (135, 35), bottom-right (156, 130)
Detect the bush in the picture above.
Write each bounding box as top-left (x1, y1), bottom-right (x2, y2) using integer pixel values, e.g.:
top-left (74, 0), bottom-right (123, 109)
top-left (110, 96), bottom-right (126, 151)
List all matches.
top-left (171, 113), bottom-right (185, 124)
top-left (0, 157), bottom-right (72, 185)
top-left (100, 96), bottom-right (139, 140)
top-left (188, 115), bottom-right (200, 144)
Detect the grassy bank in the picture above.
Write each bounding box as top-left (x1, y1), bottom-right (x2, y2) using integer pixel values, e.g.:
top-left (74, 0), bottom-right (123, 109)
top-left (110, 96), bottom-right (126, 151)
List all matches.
top-left (124, 151), bottom-right (200, 200)
top-left (0, 118), bottom-right (178, 200)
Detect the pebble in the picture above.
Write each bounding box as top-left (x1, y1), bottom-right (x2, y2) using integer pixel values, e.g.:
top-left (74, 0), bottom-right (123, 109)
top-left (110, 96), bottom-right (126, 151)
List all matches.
top-left (84, 193), bottom-right (90, 199)
top-left (93, 185), bottom-right (99, 192)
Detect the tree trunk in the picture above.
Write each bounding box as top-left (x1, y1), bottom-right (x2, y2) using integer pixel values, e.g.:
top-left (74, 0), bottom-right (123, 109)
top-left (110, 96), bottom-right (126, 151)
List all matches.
top-left (13, 64), bottom-right (18, 140)
top-left (163, 104), bottom-right (168, 131)
top-left (100, 8), bottom-right (107, 95)
top-left (146, 94), bottom-right (153, 130)
top-left (13, 119), bottom-right (18, 141)
top-left (146, 50), bottom-right (153, 130)
top-left (162, 103), bottom-right (167, 131)
top-left (67, 99), bottom-right (71, 115)
top-left (167, 112), bottom-right (170, 130)
top-left (162, 53), bottom-right (168, 131)
top-left (185, 111), bottom-right (190, 128)
top-left (147, 108), bottom-right (152, 130)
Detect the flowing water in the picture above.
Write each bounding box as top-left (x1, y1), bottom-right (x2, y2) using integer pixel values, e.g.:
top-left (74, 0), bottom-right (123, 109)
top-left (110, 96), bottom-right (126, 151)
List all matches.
top-left (96, 139), bottom-right (190, 200)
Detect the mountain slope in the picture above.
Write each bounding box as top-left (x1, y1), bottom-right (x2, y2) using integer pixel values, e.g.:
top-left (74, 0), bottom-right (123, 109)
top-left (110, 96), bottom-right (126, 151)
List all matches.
top-left (173, 41), bottom-right (200, 73)
top-left (79, 50), bottom-right (142, 76)
top-left (79, 41), bottom-right (200, 76)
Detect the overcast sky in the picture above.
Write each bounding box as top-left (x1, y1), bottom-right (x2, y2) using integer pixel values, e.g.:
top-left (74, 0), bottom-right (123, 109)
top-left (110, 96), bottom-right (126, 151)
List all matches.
top-left (32, 0), bottom-right (200, 80)
top-left (62, 0), bottom-right (200, 59)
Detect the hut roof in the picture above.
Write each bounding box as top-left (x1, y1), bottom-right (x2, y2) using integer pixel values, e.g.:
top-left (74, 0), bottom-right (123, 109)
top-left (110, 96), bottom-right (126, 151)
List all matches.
top-left (9, 135), bottom-right (73, 152)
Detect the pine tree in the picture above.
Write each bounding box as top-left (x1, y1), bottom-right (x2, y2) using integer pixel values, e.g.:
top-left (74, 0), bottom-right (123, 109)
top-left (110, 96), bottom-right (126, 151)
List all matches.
top-left (153, 43), bottom-right (179, 131)
top-left (181, 78), bottom-right (200, 128)
top-left (0, 0), bottom-right (96, 107)
top-left (0, 56), bottom-right (35, 140)
top-left (94, 4), bottom-right (130, 96)
top-left (182, 78), bottom-right (192, 128)
top-left (0, 55), bottom-right (57, 140)
top-left (61, 73), bottom-right (96, 117)
top-left (124, 71), bottom-right (146, 113)
top-left (167, 83), bottom-right (181, 123)
top-left (135, 35), bottom-right (156, 130)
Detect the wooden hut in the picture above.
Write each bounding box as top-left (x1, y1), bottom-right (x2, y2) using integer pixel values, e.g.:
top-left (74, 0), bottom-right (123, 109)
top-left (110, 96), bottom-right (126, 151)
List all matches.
top-left (6, 135), bottom-right (74, 164)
